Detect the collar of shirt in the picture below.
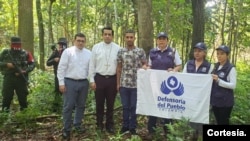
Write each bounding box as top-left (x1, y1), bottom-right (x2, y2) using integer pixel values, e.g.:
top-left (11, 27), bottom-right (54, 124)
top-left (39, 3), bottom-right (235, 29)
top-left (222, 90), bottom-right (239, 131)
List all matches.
top-left (156, 46), bottom-right (168, 51)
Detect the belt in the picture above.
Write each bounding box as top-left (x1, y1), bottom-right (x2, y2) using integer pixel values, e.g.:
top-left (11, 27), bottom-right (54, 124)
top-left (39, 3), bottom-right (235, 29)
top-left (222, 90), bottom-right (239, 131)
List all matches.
top-left (65, 78), bottom-right (87, 81)
top-left (96, 73), bottom-right (116, 78)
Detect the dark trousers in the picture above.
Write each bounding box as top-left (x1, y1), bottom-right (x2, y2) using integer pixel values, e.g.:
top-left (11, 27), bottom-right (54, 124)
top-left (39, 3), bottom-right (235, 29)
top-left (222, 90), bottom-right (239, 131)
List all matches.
top-left (119, 87), bottom-right (137, 130)
top-left (94, 74), bottom-right (117, 129)
top-left (52, 75), bottom-right (62, 112)
top-left (212, 106), bottom-right (233, 125)
top-left (148, 116), bottom-right (172, 133)
top-left (2, 74), bottom-right (28, 111)
top-left (54, 75), bottom-right (60, 93)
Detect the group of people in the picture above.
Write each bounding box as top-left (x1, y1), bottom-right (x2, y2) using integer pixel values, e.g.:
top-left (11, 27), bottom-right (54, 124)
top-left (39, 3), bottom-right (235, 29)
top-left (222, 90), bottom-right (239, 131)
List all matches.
top-left (183, 42), bottom-right (237, 140)
top-left (0, 27), bottom-right (237, 141)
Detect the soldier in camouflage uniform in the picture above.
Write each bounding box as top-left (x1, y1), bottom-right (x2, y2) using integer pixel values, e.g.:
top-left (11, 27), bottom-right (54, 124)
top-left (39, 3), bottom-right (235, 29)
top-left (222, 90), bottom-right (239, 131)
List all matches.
top-left (46, 37), bottom-right (67, 112)
top-left (0, 37), bottom-right (35, 112)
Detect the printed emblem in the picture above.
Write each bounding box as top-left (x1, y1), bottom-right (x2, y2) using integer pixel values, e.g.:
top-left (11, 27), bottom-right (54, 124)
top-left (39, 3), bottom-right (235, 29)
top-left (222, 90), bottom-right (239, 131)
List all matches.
top-left (160, 76), bottom-right (184, 96)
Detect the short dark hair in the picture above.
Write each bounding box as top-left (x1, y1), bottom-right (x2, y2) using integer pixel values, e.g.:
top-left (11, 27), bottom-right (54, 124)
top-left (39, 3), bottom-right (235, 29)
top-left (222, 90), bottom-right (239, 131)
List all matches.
top-left (125, 29), bottom-right (135, 35)
top-left (102, 26), bottom-right (114, 36)
top-left (74, 33), bottom-right (86, 39)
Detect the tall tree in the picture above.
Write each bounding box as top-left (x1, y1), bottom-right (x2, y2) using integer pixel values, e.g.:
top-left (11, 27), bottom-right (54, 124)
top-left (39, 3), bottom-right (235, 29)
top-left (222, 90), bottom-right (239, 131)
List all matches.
top-left (36, 0), bottom-right (45, 70)
top-left (76, 0), bottom-right (81, 33)
top-left (189, 0), bottom-right (205, 59)
top-left (48, 0), bottom-right (56, 44)
top-left (18, 0), bottom-right (34, 54)
top-left (137, 0), bottom-right (154, 56)
top-left (221, 0), bottom-right (228, 44)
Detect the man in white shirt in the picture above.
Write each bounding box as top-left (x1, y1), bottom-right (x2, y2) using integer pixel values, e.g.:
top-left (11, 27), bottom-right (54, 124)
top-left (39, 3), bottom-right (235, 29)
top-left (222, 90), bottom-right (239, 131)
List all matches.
top-left (57, 33), bottom-right (91, 140)
top-left (89, 27), bottom-right (120, 133)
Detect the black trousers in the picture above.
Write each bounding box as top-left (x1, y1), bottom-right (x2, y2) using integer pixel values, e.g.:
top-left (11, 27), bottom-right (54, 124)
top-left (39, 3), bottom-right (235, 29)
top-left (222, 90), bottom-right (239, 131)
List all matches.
top-left (2, 74), bottom-right (28, 111)
top-left (94, 74), bottom-right (117, 129)
top-left (51, 74), bottom-right (62, 111)
top-left (148, 116), bottom-right (173, 133)
top-left (212, 106), bottom-right (233, 125)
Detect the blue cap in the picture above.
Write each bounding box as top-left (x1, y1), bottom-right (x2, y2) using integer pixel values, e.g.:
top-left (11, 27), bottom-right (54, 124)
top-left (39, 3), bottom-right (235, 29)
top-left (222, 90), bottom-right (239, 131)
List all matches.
top-left (194, 42), bottom-right (207, 50)
top-left (216, 45), bottom-right (230, 54)
top-left (157, 32), bottom-right (168, 38)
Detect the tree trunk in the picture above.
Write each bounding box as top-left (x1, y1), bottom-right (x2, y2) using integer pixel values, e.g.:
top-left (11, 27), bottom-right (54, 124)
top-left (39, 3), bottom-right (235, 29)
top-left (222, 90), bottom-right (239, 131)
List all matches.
top-left (18, 0), bottom-right (34, 54)
top-left (165, 0), bottom-right (171, 32)
top-left (137, 0), bottom-right (154, 57)
top-left (48, 0), bottom-right (55, 45)
top-left (221, 0), bottom-right (228, 44)
top-left (189, 0), bottom-right (205, 59)
top-left (36, 0), bottom-right (45, 70)
top-left (131, 0), bottom-right (139, 47)
top-left (76, 0), bottom-right (81, 33)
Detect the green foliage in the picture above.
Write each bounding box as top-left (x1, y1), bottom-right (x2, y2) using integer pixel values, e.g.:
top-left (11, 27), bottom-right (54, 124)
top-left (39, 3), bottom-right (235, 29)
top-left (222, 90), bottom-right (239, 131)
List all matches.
top-left (0, 112), bottom-right (10, 128)
top-left (13, 107), bottom-right (40, 128)
top-left (230, 62), bottom-right (250, 124)
top-left (28, 69), bottom-right (56, 114)
top-left (0, 69), bottom-right (56, 131)
top-left (167, 118), bottom-right (194, 141)
top-left (125, 135), bottom-right (142, 141)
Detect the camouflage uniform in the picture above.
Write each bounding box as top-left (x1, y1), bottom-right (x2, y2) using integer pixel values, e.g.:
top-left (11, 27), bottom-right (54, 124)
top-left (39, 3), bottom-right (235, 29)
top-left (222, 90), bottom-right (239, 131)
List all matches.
top-left (0, 37), bottom-right (35, 111)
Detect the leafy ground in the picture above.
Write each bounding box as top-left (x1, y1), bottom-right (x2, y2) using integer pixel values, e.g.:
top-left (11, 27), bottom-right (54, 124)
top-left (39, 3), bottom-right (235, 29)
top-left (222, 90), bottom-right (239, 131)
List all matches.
top-left (0, 108), bottom-right (169, 141)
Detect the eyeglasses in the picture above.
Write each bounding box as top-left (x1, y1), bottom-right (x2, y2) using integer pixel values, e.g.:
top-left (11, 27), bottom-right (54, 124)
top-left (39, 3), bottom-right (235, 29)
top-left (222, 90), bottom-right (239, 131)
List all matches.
top-left (76, 40), bottom-right (85, 43)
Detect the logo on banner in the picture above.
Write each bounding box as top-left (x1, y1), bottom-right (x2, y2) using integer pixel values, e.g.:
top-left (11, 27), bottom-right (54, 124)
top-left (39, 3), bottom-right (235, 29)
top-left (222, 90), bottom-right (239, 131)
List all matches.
top-left (158, 76), bottom-right (186, 112)
top-left (160, 76), bottom-right (184, 96)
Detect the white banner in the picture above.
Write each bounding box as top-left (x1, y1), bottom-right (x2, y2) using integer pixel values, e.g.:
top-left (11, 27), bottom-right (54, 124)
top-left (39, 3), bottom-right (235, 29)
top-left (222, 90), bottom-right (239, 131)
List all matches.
top-left (136, 69), bottom-right (213, 124)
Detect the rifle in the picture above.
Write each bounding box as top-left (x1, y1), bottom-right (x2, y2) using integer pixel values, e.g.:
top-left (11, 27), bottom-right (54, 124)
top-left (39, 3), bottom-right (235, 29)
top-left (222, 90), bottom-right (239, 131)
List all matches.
top-left (50, 44), bottom-right (57, 51)
top-left (8, 50), bottom-right (29, 84)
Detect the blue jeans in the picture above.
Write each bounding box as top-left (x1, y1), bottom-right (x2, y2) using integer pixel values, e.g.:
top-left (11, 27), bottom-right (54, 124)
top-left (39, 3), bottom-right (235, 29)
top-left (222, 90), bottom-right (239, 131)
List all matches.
top-left (119, 87), bottom-right (137, 130)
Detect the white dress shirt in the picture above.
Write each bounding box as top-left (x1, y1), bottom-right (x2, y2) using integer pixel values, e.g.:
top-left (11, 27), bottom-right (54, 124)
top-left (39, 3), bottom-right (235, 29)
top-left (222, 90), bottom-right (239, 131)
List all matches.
top-left (89, 41), bottom-right (120, 83)
top-left (57, 46), bottom-right (92, 85)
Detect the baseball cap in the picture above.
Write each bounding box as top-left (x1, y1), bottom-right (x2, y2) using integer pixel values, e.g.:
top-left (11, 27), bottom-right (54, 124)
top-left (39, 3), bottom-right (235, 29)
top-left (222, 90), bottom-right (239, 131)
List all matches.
top-left (157, 32), bottom-right (168, 38)
top-left (57, 37), bottom-right (67, 44)
top-left (194, 42), bottom-right (207, 50)
top-left (216, 45), bottom-right (230, 54)
top-left (11, 36), bottom-right (21, 43)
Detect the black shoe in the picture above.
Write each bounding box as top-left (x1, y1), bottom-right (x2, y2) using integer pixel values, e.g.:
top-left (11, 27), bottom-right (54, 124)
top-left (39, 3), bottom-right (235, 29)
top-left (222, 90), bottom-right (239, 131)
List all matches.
top-left (74, 126), bottom-right (86, 134)
top-left (120, 127), bottom-right (129, 134)
top-left (62, 131), bottom-right (70, 140)
top-left (130, 129), bottom-right (137, 135)
top-left (106, 128), bottom-right (115, 134)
